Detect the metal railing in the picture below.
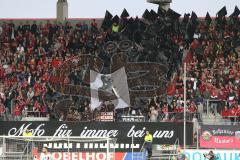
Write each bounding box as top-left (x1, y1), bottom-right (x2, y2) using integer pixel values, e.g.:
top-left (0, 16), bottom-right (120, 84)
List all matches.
top-left (157, 112), bottom-right (196, 122)
top-left (26, 111), bottom-right (47, 117)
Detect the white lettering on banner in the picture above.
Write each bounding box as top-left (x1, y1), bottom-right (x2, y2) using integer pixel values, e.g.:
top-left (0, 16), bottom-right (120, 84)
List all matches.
top-left (127, 126), bottom-right (146, 137)
top-left (185, 149), bottom-right (240, 160)
top-left (96, 152), bottom-right (107, 160)
top-left (212, 129), bottom-right (234, 136)
top-left (127, 125), bottom-right (174, 138)
top-left (8, 123), bottom-right (45, 136)
top-left (214, 137), bottom-right (233, 144)
top-left (7, 123), bottom-right (175, 141)
top-left (63, 152), bottom-right (71, 160)
top-left (53, 124), bottom-right (72, 138)
top-left (44, 142), bottom-right (140, 149)
top-left (86, 152), bottom-right (94, 159)
top-left (46, 143), bottom-right (73, 149)
top-left (52, 152), bottom-right (115, 160)
top-left (72, 152), bottom-right (78, 160)
top-left (153, 130), bottom-right (174, 138)
top-left (80, 127), bottom-right (118, 137)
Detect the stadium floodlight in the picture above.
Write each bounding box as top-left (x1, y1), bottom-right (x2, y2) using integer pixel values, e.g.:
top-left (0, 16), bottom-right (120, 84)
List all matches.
top-left (147, 0), bottom-right (172, 11)
top-left (147, 0), bottom-right (172, 4)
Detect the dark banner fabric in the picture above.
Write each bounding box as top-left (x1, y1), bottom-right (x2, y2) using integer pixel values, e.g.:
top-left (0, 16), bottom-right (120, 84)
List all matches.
top-left (200, 125), bottom-right (240, 149)
top-left (0, 122), bottom-right (193, 151)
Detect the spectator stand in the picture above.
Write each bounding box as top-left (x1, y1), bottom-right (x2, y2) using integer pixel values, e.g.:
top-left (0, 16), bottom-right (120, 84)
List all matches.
top-left (0, 6), bottom-right (239, 123)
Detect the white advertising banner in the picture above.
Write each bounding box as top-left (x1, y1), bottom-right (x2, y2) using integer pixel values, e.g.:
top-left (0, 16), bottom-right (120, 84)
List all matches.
top-left (185, 149), bottom-right (240, 160)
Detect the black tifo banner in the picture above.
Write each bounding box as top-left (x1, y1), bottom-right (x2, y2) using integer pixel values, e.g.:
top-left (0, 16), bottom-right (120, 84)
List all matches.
top-left (0, 122), bottom-right (193, 152)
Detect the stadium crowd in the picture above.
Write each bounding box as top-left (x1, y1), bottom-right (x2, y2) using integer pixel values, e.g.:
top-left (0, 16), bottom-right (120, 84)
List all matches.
top-left (0, 19), bottom-right (101, 121)
top-left (0, 6), bottom-right (239, 122)
top-left (171, 10), bottom-right (240, 123)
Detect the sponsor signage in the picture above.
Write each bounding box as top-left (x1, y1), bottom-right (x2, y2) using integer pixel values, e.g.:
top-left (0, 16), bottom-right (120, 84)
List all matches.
top-left (121, 115), bottom-right (145, 122)
top-left (200, 125), bottom-right (240, 148)
top-left (31, 150), bottom-right (240, 160)
top-left (0, 122), bottom-right (193, 151)
top-left (36, 152), bottom-right (125, 160)
top-left (95, 112), bottom-right (114, 122)
top-left (33, 152), bottom-right (144, 160)
top-left (185, 149), bottom-right (240, 160)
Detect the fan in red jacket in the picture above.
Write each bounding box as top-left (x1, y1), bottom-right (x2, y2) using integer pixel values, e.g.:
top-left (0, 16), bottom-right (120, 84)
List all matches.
top-left (221, 106), bottom-right (230, 118)
top-left (228, 105), bottom-right (239, 117)
top-left (188, 103), bottom-right (197, 113)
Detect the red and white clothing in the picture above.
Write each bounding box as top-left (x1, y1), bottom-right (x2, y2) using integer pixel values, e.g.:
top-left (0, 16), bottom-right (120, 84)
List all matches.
top-left (40, 153), bottom-right (53, 160)
top-left (51, 58), bottom-right (61, 68)
top-left (33, 101), bottom-right (41, 112)
top-left (162, 106), bottom-right (168, 113)
top-left (188, 105), bottom-right (196, 113)
top-left (0, 104), bottom-right (6, 116)
top-left (14, 105), bottom-right (21, 117)
top-left (221, 109), bottom-right (230, 118)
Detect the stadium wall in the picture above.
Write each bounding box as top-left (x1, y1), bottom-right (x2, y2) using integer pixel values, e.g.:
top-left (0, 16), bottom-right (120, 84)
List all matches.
top-left (0, 18), bottom-right (103, 25)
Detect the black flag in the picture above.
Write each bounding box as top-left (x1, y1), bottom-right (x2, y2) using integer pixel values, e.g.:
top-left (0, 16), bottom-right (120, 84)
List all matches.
top-left (101, 10), bottom-right (113, 29)
top-left (205, 12), bottom-right (212, 25)
top-left (230, 6), bottom-right (240, 17)
top-left (104, 10), bottom-right (113, 20)
top-left (191, 11), bottom-right (198, 21)
top-left (217, 6), bottom-right (227, 17)
top-left (166, 9), bottom-right (181, 20)
top-left (112, 15), bottom-right (120, 24)
top-left (121, 8), bottom-right (130, 18)
top-left (142, 9), bottom-right (151, 20)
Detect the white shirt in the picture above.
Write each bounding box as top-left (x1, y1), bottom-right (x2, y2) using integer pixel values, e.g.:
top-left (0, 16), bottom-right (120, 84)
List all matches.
top-left (28, 75), bottom-right (32, 85)
top-left (193, 79), bottom-right (197, 90)
top-left (27, 91), bottom-right (34, 99)
top-left (193, 33), bottom-right (201, 39)
top-left (150, 109), bottom-right (158, 122)
top-left (131, 109), bottom-right (136, 115)
top-left (40, 153), bottom-right (53, 160)
top-left (17, 46), bottom-right (24, 53)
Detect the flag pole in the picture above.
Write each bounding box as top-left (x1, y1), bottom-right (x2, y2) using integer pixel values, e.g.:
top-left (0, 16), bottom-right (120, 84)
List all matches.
top-left (183, 62), bottom-right (186, 152)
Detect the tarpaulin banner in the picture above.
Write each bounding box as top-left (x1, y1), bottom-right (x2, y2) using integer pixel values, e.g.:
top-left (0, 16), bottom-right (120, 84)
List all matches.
top-left (0, 121), bottom-right (193, 151)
